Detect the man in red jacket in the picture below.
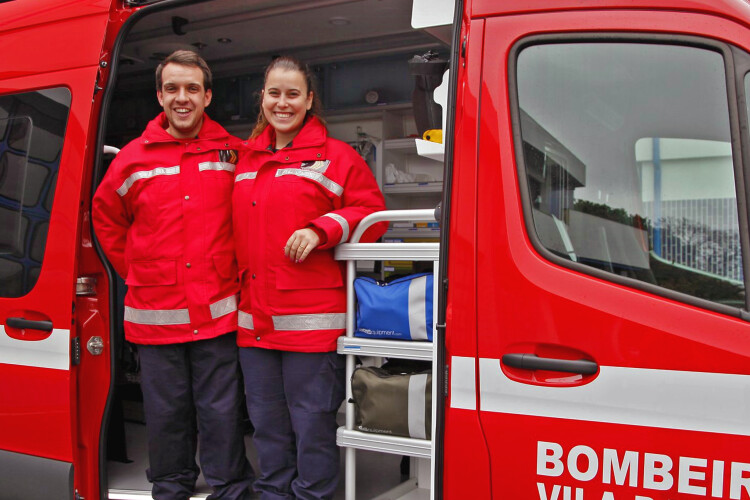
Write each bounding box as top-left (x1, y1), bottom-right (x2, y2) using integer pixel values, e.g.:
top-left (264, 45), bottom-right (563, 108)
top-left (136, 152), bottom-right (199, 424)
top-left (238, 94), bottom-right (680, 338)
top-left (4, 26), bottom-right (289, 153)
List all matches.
top-left (93, 50), bottom-right (254, 500)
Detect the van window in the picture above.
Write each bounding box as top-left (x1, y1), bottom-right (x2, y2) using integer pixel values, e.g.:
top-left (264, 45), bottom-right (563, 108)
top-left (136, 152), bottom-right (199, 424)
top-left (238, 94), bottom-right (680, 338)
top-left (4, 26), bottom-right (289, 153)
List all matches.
top-left (516, 42), bottom-right (744, 307)
top-left (0, 88), bottom-right (71, 297)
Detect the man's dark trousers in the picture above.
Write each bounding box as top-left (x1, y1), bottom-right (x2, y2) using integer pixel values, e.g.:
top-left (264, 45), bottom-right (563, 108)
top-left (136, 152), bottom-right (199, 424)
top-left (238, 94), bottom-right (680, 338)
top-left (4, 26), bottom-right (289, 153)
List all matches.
top-left (138, 332), bottom-right (254, 500)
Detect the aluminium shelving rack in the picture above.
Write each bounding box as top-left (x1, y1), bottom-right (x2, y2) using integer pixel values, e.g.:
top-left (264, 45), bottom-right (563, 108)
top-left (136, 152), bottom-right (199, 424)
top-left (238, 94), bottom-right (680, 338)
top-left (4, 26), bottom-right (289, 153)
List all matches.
top-left (335, 209), bottom-right (440, 500)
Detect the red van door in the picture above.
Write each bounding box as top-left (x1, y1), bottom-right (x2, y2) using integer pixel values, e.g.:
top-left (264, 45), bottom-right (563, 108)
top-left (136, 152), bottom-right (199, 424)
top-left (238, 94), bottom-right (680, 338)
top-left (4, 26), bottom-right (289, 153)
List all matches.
top-left (464, 3), bottom-right (750, 499)
top-left (0, 1), bottom-right (128, 498)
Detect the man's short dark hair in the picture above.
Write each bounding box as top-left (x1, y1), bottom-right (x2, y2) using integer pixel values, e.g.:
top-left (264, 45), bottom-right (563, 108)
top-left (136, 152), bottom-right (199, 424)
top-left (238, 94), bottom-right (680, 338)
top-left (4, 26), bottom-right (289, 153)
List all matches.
top-left (155, 50), bottom-right (213, 91)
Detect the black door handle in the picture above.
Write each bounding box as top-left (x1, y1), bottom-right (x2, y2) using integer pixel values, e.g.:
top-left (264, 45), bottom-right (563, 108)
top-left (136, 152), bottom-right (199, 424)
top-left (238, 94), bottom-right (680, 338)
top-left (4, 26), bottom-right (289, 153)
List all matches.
top-left (6, 317), bottom-right (53, 332)
top-left (502, 353), bottom-right (598, 375)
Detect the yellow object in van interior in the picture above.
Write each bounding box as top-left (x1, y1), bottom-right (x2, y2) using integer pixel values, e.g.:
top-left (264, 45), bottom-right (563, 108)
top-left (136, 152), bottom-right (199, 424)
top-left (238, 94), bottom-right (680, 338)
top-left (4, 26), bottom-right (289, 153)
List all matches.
top-left (422, 129), bottom-right (443, 143)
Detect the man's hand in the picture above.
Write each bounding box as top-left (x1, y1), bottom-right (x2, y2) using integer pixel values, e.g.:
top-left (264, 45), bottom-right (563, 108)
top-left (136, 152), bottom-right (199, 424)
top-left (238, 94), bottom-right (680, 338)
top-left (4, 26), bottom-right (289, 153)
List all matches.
top-left (284, 228), bottom-right (321, 263)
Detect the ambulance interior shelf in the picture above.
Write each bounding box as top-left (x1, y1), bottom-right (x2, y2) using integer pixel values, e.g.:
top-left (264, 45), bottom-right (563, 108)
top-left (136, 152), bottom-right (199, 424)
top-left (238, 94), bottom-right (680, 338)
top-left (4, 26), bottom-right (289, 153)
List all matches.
top-left (335, 208), bottom-right (439, 500)
top-left (381, 65), bottom-right (447, 202)
top-left (382, 127), bottom-right (445, 196)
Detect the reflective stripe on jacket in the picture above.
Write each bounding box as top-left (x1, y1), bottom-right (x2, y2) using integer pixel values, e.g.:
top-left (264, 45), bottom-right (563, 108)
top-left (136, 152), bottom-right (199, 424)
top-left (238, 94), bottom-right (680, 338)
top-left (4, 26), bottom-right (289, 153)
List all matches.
top-left (93, 113), bottom-right (241, 344)
top-left (233, 117), bottom-right (387, 352)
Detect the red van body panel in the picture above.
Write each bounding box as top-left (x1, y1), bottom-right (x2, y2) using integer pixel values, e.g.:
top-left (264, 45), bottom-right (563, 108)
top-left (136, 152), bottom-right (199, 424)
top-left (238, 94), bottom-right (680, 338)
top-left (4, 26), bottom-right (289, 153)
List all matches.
top-left (442, 1), bottom-right (750, 498)
top-left (441, 12), bottom-right (494, 499)
top-left (471, 0), bottom-right (750, 22)
top-left (0, 1), bottom-right (133, 498)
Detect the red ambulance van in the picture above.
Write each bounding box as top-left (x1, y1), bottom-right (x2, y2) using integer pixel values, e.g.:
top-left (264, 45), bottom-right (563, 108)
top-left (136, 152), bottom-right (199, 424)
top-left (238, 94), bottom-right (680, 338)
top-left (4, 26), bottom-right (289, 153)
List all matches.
top-left (2, 0), bottom-right (750, 499)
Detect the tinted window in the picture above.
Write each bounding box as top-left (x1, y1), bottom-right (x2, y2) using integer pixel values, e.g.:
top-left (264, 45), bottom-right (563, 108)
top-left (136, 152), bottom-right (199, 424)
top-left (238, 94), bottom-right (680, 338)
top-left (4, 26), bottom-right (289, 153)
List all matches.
top-left (0, 88), bottom-right (70, 297)
top-left (516, 43), bottom-right (743, 306)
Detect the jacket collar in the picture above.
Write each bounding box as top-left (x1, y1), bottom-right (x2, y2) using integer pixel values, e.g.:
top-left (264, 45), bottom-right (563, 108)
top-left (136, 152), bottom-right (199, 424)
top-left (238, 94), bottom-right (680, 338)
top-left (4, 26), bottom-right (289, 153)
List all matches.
top-left (250, 116), bottom-right (327, 152)
top-left (142, 112), bottom-right (229, 144)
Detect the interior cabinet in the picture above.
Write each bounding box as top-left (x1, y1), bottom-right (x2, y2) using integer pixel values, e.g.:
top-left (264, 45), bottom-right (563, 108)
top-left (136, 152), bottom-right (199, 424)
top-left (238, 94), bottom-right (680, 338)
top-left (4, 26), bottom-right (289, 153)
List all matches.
top-left (381, 109), bottom-right (444, 207)
top-left (327, 106), bottom-right (444, 208)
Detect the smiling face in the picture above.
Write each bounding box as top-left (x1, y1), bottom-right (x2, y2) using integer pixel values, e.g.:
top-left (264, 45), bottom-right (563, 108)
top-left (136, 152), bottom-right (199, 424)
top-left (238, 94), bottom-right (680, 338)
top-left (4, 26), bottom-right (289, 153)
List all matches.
top-left (261, 68), bottom-right (313, 149)
top-left (157, 63), bottom-right (212, 139)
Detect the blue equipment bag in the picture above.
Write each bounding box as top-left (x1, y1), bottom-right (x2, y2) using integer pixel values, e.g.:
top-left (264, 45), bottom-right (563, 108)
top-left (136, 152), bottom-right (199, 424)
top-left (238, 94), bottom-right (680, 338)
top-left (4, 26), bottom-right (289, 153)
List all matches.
top-left (354, 273), bottom-right (433, 341)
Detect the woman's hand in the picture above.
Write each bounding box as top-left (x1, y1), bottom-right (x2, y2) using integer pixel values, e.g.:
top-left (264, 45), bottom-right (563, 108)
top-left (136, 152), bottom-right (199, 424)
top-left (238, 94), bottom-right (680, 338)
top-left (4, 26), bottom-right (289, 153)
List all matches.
top-left (284, 228), bottom-right (321, 263)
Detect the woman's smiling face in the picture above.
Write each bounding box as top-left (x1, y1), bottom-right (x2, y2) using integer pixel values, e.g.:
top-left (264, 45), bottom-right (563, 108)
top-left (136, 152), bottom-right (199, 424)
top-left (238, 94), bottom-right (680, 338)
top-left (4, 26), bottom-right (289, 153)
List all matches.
top-left (262, 68), bottom-right (313, 148)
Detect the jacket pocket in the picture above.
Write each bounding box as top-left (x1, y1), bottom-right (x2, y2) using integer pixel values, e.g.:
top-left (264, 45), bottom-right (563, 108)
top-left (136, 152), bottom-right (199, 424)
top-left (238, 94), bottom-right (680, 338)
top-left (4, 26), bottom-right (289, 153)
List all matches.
top-left (201, 166), bottom-right (234, 212)
top-left (275, 252), bottom-right (343, 290)
top-left (213, 252), bottom-right (239, 280)
top-left (125, 259), bottom-right (177, 286)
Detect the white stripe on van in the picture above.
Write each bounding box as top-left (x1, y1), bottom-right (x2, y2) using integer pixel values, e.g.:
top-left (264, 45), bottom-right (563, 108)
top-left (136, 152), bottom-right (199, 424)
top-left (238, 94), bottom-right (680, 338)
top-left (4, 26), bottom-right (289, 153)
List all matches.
top-left (475, 357), bottom-right (750, 436)
top-left (450, 356), bottom-right (477, 410)
top-left (0, 326), bottom-right (70, 371)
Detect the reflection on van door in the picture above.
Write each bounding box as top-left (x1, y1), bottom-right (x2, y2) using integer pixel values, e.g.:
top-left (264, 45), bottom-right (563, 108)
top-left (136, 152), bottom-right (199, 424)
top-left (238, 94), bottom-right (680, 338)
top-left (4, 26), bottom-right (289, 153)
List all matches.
top-left (476, 12), bottom-right (750, 500)
top-left (0, 2), bottom-right (121, 498)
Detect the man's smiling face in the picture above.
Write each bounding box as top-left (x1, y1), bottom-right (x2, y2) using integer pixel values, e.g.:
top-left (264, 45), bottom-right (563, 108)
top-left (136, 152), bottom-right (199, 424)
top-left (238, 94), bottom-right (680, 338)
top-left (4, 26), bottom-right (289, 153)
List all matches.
top-left (157, 63), bottom-right (212, 139)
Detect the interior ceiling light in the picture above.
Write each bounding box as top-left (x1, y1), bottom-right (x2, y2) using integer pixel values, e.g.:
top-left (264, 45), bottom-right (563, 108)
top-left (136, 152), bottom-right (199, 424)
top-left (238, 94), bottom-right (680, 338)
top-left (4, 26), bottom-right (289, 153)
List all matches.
top-left (328, 16), bottom-right (351, 26)
top-left (217, 38), bottom-right (232, 44)
top-left (172, 16), bottom-right (189, 36)
top-left (192, 42), bottom-right (208, 50)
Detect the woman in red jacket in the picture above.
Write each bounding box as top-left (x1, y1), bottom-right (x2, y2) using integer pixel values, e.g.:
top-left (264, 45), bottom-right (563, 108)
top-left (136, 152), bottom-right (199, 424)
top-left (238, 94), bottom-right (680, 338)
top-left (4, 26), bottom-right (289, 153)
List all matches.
top-left (233, 56), bottom-right (386, 499)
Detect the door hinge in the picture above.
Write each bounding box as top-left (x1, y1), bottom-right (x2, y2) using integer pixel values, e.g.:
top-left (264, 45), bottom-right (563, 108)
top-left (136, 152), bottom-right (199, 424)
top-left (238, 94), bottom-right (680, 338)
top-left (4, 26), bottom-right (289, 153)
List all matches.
top-left (461, 35), bottom-right (467, 68)
top-left (71, 337), bottom-right (81, 366)
top-left (76, 276), bottom-right (97, 296)
top-left (93, 70), bottom-right (103, 97)
top-left (444, 363), bottom-right (449, 397)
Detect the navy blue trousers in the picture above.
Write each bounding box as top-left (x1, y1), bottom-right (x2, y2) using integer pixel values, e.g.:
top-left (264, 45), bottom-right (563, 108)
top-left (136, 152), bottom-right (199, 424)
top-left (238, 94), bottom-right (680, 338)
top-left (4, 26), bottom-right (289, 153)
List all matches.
top-left (240, 348), bottom-right (345, 500)
top-left (138, 332), bottom-right (255, 500)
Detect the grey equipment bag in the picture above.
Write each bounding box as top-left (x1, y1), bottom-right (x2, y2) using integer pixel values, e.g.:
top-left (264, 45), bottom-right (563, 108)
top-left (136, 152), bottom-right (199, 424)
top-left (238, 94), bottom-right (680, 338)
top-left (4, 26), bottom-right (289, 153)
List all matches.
top-left (350, 364), bottom-right (432, 440)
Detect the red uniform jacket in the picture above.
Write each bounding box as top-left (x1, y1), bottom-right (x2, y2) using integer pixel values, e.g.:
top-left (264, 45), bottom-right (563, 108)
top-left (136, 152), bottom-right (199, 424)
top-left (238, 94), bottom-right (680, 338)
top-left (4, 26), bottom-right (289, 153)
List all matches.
top-left (93, 113), bottom-right (241, 344)
top-left (233, 117), bottom-right (386, 352)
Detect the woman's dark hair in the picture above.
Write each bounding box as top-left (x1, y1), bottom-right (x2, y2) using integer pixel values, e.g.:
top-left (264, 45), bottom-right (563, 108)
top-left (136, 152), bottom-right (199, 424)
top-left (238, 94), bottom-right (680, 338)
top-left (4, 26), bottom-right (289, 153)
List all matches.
top-left (250, 56), bottom-right (324, 139)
